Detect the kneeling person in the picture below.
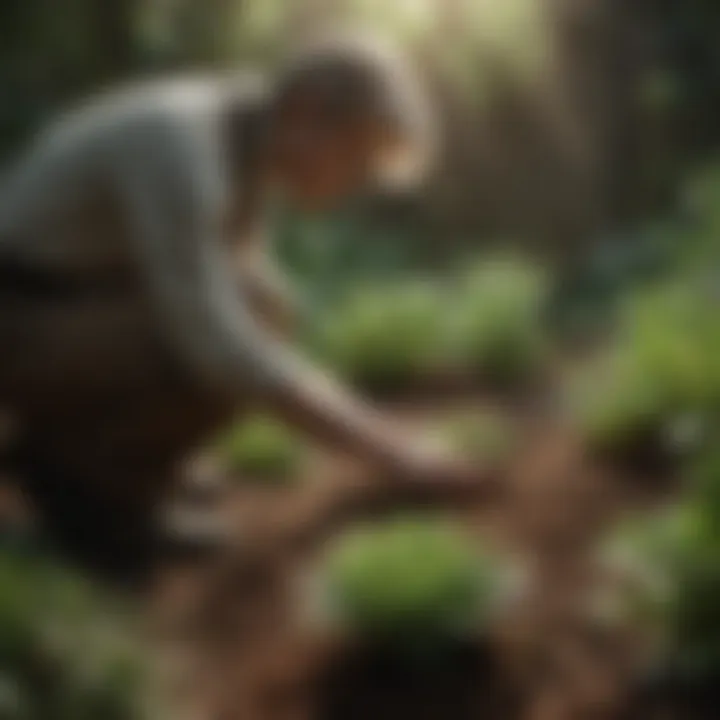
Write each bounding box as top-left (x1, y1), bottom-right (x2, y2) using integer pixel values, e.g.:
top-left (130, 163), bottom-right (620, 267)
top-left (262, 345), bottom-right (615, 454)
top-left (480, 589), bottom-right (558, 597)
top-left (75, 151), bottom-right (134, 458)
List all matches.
top-left (0, 33), bottom-right (478, 572)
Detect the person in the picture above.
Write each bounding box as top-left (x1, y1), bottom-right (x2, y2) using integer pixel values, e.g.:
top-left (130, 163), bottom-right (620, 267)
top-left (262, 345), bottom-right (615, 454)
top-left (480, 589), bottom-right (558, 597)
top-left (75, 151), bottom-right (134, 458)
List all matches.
top-left (0, 32), bottom-right (483, 575)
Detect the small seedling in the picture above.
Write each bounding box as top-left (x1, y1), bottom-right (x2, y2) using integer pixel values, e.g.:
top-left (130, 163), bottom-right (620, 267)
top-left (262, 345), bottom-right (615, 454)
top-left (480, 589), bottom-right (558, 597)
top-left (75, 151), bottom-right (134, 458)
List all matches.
top-left (216, 415), bottom-right (306, 482)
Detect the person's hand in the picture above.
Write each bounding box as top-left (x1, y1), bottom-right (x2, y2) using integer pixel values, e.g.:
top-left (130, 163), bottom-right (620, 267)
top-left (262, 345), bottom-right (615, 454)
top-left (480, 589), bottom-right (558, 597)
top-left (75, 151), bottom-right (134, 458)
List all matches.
top-left (383, 435), bottom-right (494, 503)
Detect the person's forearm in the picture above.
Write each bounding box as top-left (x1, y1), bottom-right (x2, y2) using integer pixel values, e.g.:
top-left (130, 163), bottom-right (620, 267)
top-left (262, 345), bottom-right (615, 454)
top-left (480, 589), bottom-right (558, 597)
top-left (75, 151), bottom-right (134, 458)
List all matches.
top-left (261, 362), bottom-right (408, 471)
top-left (236, 238), bottom-right (302, 329)
top-left (239, 266), bottom-right (299, 338)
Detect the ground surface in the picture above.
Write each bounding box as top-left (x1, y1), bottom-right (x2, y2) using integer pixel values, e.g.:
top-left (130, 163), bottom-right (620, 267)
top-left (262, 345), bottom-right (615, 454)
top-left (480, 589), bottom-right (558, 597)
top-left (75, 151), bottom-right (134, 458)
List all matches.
top-left (0, 387), bottom-right (702, 719)
top-left (138, 389), bottom-right (694, 720)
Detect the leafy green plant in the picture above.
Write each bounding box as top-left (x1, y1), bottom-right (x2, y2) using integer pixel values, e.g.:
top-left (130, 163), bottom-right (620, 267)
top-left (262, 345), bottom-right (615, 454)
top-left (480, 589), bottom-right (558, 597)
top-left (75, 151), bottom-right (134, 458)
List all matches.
top-left (451, 256), bottom-right (550, 386)
top-left (322, 518), bottom-right (503, 649)
top-left (0, 550), bottom-right (149, 720)
top-left (216, 415), bottom-right (306, 482)
top-left (316, 281), bottom-right (448, 392)
top-left (619, 281), bottom-right (720, 408)
top-left (569, 348), bottom-right (680, 456)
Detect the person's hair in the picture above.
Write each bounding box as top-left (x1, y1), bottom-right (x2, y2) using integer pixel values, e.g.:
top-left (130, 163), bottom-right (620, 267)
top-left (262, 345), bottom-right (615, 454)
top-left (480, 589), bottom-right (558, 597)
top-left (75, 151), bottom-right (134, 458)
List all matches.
top-left (273, 29), bottom-right (437, 189)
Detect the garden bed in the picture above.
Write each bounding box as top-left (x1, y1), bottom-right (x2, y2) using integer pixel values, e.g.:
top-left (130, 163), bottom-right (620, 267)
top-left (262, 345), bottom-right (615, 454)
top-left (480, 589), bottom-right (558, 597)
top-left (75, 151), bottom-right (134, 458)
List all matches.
top-left (143, 389), bottom-right (698, 720)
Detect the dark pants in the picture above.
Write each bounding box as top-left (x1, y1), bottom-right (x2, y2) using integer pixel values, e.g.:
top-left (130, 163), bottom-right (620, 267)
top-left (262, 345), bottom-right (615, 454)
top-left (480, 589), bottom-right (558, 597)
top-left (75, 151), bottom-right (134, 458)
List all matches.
top-left (0, 257), bottom-right (237, 581)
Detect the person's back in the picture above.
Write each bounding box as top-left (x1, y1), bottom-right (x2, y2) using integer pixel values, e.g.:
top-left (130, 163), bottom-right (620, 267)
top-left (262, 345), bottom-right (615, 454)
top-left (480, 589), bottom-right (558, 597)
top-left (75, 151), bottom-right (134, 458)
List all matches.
top-left (0, 76), bottom-right (270, 498)
top-left (0, 76), bottom-right (253, 273)
top-left (0, 33), bottom-right (482, 579)
top-left (0, 74), bottom-right (279, 575)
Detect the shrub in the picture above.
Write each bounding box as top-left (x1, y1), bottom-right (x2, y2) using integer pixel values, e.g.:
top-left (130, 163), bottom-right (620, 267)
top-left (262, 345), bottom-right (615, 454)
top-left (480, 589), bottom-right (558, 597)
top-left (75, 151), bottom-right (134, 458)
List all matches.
top-left (316, 281), bottom-right (448, 392)
top-left (322, 518), bottom-right (504, 649)
top-left (451, 256), bottom-right (550, 385)
top-left (216, 416), bottom-right (306, 482)
top-left (0, 550), bottom-right (149, 720)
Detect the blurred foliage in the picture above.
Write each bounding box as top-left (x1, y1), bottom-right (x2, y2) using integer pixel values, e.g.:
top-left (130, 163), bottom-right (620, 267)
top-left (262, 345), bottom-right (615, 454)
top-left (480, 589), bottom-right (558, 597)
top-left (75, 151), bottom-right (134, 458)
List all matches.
top-left (0, 549), bottom-right (150, 720)
top-left (688, 445), bottom-right (720, 530)
top-left (603, 498), bottom-right (720, 682)
top-left (273, 204), bottom-right (433, 307)
top-left (568, 348), bottom-right (699, 463)
top-left (567, 293), bottom-right (716, 463)
top-left (315, 279), bottom-right (447, 393)
top-left (311, 253), bottom-right (552, 393)
top-left (449, 256), bottom-right (550, 385)
top-left (215, 415), bottom-right (306, 483)
top-left (323, 517), bottom-right (502, 649)
top-left (650, 0), bottom-right (720, 157)
top-left (0, 0), bottom-right (143, 160)
top-left (565, 154), bottom-right (720, 463)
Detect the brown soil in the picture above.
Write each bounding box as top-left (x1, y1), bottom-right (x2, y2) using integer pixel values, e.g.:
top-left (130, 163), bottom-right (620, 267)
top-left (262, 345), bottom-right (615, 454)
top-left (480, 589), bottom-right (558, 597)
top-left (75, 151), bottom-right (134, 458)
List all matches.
top-left (0, 392), bottom-right (693, 719)
top-left (136, 391), bottom-right (690, 720)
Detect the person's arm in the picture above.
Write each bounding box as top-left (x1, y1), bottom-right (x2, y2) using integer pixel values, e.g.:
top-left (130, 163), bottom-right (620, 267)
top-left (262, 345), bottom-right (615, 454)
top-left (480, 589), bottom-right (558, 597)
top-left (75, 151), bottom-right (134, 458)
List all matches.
top-left (235, 235), bottom-right (304, 338)
top-left (112, 116), bottom-right (460, 478)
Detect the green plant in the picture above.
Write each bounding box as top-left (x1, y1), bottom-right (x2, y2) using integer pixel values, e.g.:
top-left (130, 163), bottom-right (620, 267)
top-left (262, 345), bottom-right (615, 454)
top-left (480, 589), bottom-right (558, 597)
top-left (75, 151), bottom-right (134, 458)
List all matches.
top-left (601, 505), bottom-right (720, 681)
top-left (216, 415), bottom-right (306, 481)
top-left (0, 550), bottom-right (149, 720)
top-left (569, 348), bottom-right (680, 455)
top-left (451, 256), bottom-right (550, 385)
top-left (568, 283), bottom-right (717, 462)
top-left (316, 281), bottom-right (448, 392)
top-left (619, 281), bottom-right (720, 408)
top-left (322, 518), bottom-right (503, 649)
top-left (685, 442), bottom-right (720, 531)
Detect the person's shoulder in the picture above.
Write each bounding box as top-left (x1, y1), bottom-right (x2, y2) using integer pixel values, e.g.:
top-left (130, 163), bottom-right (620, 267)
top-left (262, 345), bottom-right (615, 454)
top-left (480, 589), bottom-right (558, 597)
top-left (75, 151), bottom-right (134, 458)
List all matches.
top-left (86, 74), bottom-right (227, 130)
top-left (215, 68), bottom-right (269, 106)
top-left (38, 75), bottom-right (223, 150)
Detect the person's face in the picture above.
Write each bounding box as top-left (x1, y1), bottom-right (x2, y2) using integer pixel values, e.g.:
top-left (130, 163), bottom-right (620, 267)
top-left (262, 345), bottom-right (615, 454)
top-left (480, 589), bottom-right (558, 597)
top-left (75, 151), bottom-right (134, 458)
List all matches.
top-left (269, 94), bottom-right (396, 210)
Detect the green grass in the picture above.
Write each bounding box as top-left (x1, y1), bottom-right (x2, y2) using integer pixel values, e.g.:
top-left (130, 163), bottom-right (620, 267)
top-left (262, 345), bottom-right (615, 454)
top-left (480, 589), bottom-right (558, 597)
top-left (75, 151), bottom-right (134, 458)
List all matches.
top-left (322, 517), bottom-right (503, 650)
top-left (216, 415), bottom-right (306, 482)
